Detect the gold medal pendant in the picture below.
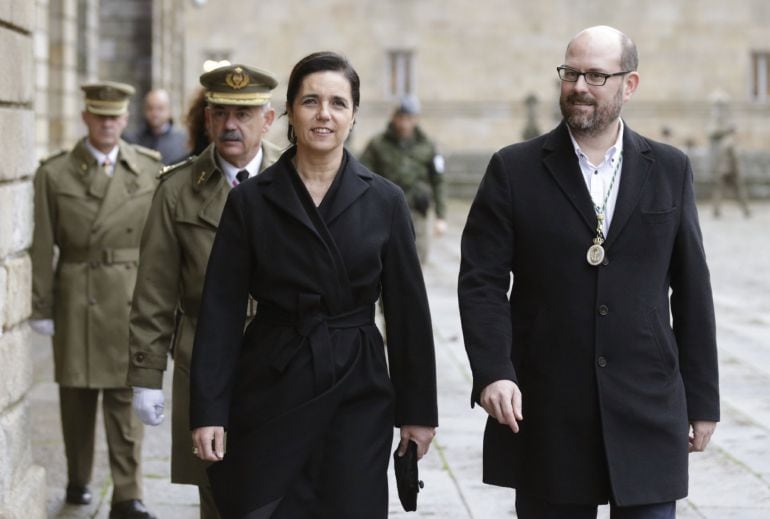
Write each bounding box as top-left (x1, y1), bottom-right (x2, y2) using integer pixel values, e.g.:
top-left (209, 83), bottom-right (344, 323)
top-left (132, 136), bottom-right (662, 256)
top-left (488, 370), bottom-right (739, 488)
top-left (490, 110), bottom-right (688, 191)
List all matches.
top-left (587, 243), bottom-right (605, 266)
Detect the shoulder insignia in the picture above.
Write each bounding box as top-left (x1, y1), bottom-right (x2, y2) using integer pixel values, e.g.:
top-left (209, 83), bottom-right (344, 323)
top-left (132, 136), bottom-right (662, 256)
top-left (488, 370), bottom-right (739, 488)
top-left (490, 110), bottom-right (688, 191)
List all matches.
top-left (134, 145), bottom-right (163, 161)
top-left (38, 149), bottom-right (67, 164)
top-left (158, 155), bottom-right (196, 180)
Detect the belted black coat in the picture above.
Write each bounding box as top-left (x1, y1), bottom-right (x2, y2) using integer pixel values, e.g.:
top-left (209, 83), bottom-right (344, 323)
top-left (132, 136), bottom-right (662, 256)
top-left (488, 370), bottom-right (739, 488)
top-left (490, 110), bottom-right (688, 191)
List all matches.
top-left (190, 148), bottom-right (438, 517)
top-left (458, 122), bottom-right (719, 506)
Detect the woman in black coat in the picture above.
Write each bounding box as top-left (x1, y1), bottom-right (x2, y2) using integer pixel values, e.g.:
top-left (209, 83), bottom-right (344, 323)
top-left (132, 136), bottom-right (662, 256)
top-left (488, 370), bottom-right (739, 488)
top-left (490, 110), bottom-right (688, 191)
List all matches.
top-left (189, 52), bottom-right (438, 519)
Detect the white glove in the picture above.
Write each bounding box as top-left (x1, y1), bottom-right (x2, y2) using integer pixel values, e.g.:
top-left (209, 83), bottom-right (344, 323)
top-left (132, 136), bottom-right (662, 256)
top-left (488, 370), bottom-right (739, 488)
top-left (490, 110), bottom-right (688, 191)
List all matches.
top-left (30, 319), bottom-right (55, 336)
top-left (132, 387), bottom-right (165, 426)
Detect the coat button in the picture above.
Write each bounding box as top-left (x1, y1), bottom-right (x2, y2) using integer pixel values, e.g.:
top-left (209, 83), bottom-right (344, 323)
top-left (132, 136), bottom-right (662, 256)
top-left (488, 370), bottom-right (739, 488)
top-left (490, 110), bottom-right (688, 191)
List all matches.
top-left (602, 256), bottom-right (610, 266)
top-left (598, 305), bottom-right (609, 315)
top-left (135, 353), bottom-right (145, 363)
top-left (89, 261), bottom-right (99, 268)
top-left (88, 298), bottom-right (96, 305)
top-left (597, 356), bottom-right (608, 368)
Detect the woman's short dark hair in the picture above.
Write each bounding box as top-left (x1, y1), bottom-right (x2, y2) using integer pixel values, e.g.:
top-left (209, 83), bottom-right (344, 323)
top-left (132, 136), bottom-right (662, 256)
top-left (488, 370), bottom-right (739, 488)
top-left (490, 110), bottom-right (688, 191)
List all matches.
top-left (285, 51), bottom-right (360, 144)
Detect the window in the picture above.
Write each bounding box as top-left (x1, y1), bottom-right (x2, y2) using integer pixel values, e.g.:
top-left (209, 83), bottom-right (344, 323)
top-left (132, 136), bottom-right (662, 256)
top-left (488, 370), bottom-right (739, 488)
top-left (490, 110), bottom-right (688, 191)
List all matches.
top-left (388, 50), bottom-right (414, 97)
top-left (751, 51), bottom-right (770, 101)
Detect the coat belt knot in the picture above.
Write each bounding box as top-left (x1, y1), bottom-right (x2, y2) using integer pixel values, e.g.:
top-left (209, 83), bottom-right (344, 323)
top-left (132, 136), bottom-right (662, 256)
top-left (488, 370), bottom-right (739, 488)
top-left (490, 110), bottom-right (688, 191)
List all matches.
top-left (256, 295), bottom-right (375, 394)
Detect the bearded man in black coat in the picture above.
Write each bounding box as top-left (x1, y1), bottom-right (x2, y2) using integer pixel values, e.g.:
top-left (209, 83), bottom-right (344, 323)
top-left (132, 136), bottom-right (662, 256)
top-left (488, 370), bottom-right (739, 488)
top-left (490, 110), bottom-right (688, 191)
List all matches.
top-left (459, 25), bottom-right (719, 519)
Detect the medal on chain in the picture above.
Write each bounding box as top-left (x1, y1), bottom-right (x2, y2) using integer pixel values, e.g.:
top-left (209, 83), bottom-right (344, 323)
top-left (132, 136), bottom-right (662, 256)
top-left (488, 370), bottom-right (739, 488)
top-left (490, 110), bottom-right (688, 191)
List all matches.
top-left (586, 152), bottom-right (622, 266)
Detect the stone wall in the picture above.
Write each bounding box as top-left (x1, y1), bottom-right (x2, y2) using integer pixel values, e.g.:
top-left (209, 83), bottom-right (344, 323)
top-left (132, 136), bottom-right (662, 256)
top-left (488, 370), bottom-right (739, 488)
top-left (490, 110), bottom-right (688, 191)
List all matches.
top-left (47, 0), bottom-right (82, 151)
top-left (444, 148), bottom-right (770, 201)
top-left (152, 0), bottom-right (187, 124)
top-left (0, 2), bottom-right (48, 518)
top-left (182, 0), bottom-right (770, 155)
top-left (99, 0), bottom-right (153, 134)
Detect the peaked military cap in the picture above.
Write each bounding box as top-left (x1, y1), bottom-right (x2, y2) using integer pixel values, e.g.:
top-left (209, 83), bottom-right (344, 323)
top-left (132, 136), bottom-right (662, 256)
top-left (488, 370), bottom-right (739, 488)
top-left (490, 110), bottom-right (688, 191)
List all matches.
top-left (81, 81), bottom-right (135, 116)
top-left (199, 64), bottom-right (278, 106)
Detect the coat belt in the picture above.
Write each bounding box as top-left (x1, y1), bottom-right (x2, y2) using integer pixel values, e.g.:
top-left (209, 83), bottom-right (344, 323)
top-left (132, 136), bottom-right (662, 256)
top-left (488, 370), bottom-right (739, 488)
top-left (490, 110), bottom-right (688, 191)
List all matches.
top-left (255, 296), bottom-right (375, 394)
top-left (59, 247), bottom-right (140, 264)
top-left (182, 296), bottom-right (259, 320)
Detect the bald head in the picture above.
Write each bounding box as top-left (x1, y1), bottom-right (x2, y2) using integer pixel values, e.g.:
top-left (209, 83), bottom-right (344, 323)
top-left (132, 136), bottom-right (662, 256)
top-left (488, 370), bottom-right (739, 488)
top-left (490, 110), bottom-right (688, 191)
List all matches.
top-left (567, 26), bottom-right (638, 72)
top-left (143, 88), bottom-right (172, 133)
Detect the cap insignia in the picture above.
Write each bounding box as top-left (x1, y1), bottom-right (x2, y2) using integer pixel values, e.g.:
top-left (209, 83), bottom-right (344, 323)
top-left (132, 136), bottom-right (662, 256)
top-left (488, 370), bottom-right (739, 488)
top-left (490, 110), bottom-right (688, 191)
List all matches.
top-left (225, 67), bottom-right (250, 90)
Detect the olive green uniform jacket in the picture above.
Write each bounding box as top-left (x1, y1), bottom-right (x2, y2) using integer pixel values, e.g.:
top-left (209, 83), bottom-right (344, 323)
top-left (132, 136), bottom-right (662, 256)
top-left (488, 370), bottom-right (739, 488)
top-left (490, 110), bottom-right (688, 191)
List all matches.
top-left (31, 139), bottom-right (162, 388)
top-left (359, 124), bottom-right (446, 219)
top-left (126, 140), bottom-right (283, 485)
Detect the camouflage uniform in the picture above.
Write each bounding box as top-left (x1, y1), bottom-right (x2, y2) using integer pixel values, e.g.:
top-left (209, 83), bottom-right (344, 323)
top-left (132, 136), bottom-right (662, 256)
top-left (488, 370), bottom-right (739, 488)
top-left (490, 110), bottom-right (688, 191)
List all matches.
top-left (360, 124), bottom-right (445, 262)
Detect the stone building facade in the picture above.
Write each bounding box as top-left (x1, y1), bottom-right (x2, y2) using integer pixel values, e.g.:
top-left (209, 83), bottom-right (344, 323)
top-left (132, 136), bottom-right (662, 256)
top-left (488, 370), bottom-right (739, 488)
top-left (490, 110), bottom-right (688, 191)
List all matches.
top-left (1, 1), bottom-right (768, 513)
top-left (1, 1), bottom-right (185, 515)
top-left (182, 0), bottom-right (770, 155)
top-left (0, 2), bottom-right (47, 517)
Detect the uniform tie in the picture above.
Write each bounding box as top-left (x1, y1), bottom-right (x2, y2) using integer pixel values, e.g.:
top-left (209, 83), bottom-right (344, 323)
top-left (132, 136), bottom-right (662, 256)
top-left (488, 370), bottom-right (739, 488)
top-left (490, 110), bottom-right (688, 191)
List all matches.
top-left (236, 169), bottom-right (249, 184)
top-left (102, 158), bottom-right (112, 176)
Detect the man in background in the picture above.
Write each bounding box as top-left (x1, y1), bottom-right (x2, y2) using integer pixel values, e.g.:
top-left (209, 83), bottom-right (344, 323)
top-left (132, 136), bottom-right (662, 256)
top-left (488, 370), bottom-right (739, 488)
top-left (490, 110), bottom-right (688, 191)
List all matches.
top-left (125, 88), bottom-right (189, 164)
top-left (127, 64), bottom-right (282, 519)
top-left (30, 81), bottom-right (161, 519)
top-left (360, 95), bottom-right (447, 263)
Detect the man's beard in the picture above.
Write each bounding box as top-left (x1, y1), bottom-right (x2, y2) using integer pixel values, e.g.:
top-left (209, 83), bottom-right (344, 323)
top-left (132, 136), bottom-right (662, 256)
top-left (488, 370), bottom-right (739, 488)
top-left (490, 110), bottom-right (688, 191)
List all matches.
top-left (560, 85), bottom-right (623, 138)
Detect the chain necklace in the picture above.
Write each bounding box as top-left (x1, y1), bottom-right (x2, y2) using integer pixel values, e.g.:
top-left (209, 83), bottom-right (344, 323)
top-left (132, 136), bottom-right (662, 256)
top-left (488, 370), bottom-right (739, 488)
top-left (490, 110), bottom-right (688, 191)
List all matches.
top-left (586, 151), bottom-right (622, 266)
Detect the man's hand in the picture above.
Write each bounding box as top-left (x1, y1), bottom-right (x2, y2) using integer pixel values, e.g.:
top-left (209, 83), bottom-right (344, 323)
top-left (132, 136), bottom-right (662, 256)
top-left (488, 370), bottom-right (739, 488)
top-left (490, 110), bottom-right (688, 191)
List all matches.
top-left (433, 219), bottom-right (447, 236)
top-left (131, 387), bottom-right (165, 426)
top-left (689, 420), bottom-right (717, 452)
top-left (30, 319), bottom-right (54, 336)
top-left (479, 380), bottom-right (523, 433)
top-left (398, 425), bottom-right (436, 460)
top-left (192, 426), bottom-right (225, 461)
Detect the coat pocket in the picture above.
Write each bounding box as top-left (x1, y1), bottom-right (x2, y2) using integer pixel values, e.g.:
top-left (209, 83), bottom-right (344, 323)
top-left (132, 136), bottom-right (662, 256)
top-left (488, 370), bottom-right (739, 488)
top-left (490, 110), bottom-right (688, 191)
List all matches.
top-left (645, 307), bottom-right (678, 376)
top-left (640, 206), bottom-right (677, 224)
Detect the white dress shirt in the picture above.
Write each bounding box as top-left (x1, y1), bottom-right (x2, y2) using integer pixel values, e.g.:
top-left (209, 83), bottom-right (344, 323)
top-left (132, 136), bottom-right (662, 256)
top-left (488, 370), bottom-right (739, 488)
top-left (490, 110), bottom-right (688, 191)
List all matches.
top-left (217, 147), bottom-right (264, 187)
top-left (568, 120), bottom-right (625, 237)
top-left (85, 139), bottom-right (119, 177)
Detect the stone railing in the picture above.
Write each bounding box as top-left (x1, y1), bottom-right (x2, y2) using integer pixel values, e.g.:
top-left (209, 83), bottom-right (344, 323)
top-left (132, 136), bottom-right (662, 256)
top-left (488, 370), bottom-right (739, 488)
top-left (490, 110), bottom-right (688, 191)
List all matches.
top-left (444, 149), bottom-right (770, 201)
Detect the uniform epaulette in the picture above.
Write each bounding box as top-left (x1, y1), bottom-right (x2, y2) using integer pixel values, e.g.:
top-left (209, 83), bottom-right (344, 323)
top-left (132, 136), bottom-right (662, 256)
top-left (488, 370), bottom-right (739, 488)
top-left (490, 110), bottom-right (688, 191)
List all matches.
top-left (134, 145), bottom-right (163, 161)
top-left (39, 149), bottom-right (67, 164)
top-left (158, 155), bottom-right (196, 180)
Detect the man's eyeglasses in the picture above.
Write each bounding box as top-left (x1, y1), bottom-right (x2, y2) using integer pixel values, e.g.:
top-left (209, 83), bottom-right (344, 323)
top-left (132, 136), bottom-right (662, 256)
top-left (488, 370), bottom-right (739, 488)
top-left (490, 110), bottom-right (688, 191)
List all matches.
top-left (557, 66), bottom-right (631, 86)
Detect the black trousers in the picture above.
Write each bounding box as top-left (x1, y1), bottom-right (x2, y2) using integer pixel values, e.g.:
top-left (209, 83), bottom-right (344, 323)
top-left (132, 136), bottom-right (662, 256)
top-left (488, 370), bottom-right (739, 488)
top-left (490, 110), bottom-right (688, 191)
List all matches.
top-left (516, 492), bottom-right (676, 519)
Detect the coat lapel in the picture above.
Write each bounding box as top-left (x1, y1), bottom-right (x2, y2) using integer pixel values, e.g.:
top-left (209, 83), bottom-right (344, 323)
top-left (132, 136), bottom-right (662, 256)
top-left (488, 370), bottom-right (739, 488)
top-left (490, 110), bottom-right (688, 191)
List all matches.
top-left (542, 123), bottom-right (596, 234)
top-left (604, 126), bottom-right (653, 247)
top-left (324, 153), bottom-right (372, 225)
top-left (68, 140), bottom-right (104, 198)
top-left (257, 151), bottom-right (322, 240)
top-left (92, 141), bottom-right (138, 230)
top-left (192, 146), bottom-right (231, 229)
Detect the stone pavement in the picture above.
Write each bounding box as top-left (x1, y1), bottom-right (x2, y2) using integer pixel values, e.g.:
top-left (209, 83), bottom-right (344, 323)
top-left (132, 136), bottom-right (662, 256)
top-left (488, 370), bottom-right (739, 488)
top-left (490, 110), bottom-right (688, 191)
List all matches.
top-left (30, 199), bottom-right (770, 518)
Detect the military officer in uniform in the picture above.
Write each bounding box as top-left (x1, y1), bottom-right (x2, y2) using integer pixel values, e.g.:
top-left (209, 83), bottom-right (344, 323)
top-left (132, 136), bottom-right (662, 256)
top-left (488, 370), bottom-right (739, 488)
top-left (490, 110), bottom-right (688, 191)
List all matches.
top-left (127, 64), bottom-right (282, 519)
top-left (30, 81), bottom-right (162, 519)
top-left (360, 94), bottom-right (447, 263)
top-left (708, 93), bottom-right (751, 218)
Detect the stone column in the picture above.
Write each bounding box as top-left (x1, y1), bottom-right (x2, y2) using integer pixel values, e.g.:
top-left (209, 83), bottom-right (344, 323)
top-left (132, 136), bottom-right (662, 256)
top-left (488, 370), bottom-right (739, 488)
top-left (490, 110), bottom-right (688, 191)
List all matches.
top-left (0, 2), bottom-right (47, 518)
top-left (47, 0), bottom-right (81, 150)
top-left (99, 0), bottom-right (152, 133)
top-left (152, 0), bottom-right (187, 121)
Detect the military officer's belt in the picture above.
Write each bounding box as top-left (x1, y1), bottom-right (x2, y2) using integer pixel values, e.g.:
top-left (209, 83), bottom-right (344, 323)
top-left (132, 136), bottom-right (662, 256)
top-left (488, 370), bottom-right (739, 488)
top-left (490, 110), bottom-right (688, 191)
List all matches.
top-left (60, 248), bottom-right (140, 265)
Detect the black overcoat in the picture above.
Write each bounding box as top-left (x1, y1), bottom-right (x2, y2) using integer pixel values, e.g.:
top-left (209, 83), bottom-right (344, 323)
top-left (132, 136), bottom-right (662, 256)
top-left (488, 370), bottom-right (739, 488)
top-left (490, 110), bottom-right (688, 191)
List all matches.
top-left (458, 123), bottom-right (719, 506)
top-left (190, 148), bottom-right (438, 517)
